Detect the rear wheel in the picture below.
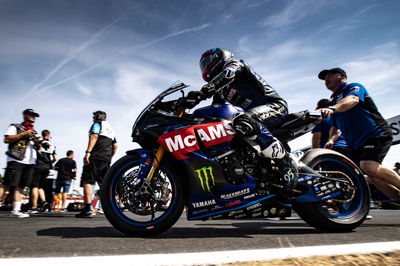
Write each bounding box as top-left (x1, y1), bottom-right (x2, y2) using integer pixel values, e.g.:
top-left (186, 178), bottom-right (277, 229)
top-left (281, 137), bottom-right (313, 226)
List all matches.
top-left (294, 149), bottom-right (370, 232)
top-left (100, 154), bottom-right (184, 236)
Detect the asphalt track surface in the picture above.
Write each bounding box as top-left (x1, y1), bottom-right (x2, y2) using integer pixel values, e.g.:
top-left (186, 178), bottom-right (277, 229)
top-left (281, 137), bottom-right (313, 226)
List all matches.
top-left (0, 210), bottom-right (399, 258)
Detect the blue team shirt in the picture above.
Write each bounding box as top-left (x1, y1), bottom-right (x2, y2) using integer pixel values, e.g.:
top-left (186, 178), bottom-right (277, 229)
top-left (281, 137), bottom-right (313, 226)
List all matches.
top-left (312, 116), bottom-right (347, 148)
top-left (90, 123), bottom-right (101, 134)
top-left (330, 82), bottom-right (387, 150)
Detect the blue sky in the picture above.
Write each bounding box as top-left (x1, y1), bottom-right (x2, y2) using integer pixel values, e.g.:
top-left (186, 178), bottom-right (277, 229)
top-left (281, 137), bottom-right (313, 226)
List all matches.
top-left (1, 0), bottom-right (399, 182)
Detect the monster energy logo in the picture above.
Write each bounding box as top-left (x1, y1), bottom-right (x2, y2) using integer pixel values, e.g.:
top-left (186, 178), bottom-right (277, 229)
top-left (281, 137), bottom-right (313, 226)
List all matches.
top-left (194, 166), bottom-right (215, 192)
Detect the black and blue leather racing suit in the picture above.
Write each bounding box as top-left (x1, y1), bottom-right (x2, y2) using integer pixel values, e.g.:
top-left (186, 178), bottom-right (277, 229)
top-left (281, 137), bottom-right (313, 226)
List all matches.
top-left (208, 59), bottom-right (288, 159)
top-left (202, 59), bottom-right (297, 191)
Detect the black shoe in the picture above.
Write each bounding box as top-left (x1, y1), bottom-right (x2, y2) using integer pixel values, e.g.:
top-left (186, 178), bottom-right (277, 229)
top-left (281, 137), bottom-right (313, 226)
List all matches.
top-left (39, 202), bottom-right (50, 212)
top-left (75, 210), bottom-right (95, 218)
top-left (275, 154), bottom-right (299, 192)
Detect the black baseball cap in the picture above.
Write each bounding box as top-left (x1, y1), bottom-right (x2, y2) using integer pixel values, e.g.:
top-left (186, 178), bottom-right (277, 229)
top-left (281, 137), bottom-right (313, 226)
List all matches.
top-left (23, 108), bottom-right (40, 117)
top-left (318, 68), bottom-right (347, 80)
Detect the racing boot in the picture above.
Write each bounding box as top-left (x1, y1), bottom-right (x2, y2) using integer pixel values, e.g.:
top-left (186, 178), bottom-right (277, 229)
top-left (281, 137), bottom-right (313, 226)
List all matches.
top-left (232, 113), bottom-right (298, 192)
top-left (274, 153), bottom-right (299, 192)
top-left (252, 127), bottom-right (299, 192)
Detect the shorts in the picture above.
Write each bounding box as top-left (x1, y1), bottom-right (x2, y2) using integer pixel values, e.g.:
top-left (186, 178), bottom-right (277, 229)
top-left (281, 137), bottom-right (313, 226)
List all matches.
top-left (332, 146), bottom-right (351, 158)
top-left (3, 161), bottom-right (34, 189)
top-left (31, 165), bottom-right (50, 188)
top-left (54, 180), bottom-right (71, 194)
top-left (80, 159), bottom-right (110, 186)
top-left (350, 135), bottom-right (392, 165)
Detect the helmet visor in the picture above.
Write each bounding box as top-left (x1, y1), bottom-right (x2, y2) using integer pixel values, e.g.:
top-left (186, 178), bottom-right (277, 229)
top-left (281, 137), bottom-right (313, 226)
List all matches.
top-left (199, 54), bottom-right (215, 73)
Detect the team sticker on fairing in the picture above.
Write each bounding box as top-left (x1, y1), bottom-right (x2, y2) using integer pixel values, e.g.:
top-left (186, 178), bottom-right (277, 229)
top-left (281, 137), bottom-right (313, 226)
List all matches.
top-left (158, 122), bottom-right (235, 159)
top-left (195, 166), bottom-right (215, 192)
top-left (221, 188), bottom-right (250, 199)
top-left (192, 199), bottom-right (216, 208)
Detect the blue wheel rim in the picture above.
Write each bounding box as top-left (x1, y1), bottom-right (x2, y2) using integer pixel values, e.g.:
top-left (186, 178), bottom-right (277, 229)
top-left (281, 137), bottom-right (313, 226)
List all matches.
top-left (108, 160), bottom-right (177, 227)
top-left (313, 158), bottom-right (365, 219)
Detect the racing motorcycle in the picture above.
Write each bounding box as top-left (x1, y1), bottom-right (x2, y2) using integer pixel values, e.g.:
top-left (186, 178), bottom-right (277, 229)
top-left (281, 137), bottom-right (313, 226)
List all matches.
top-left (100, 82), bottom-right (370, 236)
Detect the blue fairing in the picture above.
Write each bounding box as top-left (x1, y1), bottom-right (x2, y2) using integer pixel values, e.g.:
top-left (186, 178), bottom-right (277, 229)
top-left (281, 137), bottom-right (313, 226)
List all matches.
top-left (194, 104), bottom-right (243, 120)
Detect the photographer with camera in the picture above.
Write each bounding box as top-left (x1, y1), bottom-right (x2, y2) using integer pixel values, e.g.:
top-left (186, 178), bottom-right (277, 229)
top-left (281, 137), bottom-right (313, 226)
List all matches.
top-left (29, 129), bottom-right (58, 213)
top-left (0, 109), bottom-right (40, 218)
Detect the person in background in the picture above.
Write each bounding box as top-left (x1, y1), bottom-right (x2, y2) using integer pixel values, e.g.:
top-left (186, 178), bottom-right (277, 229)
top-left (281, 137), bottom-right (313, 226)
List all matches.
top-left (0, 109), bottom-right (40, 218)
top-left (318, 67), bottom-right (400, 201)
top-left (29, 129), bottom-right (57, 213)
top-left (76, 111), bottom-right (117, 218)
top-left (311, 98), bottom-right (349, 157)
top-left (394, 162), bottom-right (400, 176)
top-left (53, 150), bottom-right (77, 212)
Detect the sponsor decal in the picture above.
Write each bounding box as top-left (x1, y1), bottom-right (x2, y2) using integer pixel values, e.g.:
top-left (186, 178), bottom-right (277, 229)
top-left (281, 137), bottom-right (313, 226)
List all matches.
top-left (263, 210), bottom-right (269, 217)
top-left (226, 87), bottom-right (238, 102)
top-left (241, 99), bottom-right (252, 109)
top-left (270, 207), bottom-right (277, 215)
top-left (278, 208), bottom-right (287, 216)
top-left (252, 208), bottom-right (262, 213)
top-left (192, 199), bottom-right (216, 208)
top-left (252, 212), bottom-right (262, 217)
top-left (228, 210), bottom-right (244, 217)
top-left (221, 188), bottom-right (251, 199)
top-left (244, 193), bottom-right (256, 200)
top-left (211, 205), bottom-right (223, 211)
top-left (349, 86), bottom-right (360, 92)
top-left (195, 166), bottom-right (215, 192)
top-left (210, 214), bottom-right (224, 220)
top-left (158, 122), bottom-right (235, 160)
top-left (246, 203), bottom-right (261, 211)
top-left (192, 209), bottom-right (209, 215)
top-left (298, 175), bottom-right (314, 183)
top-left (234, 213), bottom-right (248, 219)
top-left (225, 200), bottom-right (241, 207)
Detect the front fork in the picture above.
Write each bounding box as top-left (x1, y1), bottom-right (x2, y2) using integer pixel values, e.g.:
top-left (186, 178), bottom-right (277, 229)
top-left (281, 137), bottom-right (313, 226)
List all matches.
top-left (145, 109), bottom-right (185, 181)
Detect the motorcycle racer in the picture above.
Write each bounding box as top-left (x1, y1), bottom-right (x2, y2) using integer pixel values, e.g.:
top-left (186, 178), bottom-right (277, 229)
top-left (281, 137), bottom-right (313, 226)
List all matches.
top-left (196, 48), bottom-right (298, 192)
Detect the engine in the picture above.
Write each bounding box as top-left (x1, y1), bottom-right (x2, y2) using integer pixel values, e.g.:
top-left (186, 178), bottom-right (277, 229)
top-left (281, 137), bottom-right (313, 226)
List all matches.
top-left (219, 149), bottom-right (258, 185)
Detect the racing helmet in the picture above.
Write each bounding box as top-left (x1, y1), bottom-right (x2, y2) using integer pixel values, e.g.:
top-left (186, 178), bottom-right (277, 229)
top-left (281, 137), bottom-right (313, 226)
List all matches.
top-left (200, 48), bottom-right (233, 82)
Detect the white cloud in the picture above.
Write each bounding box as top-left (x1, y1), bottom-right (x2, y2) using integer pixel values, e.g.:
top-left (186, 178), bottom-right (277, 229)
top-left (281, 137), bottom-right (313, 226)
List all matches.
top-left (262, 0), bottom-right (328, 29)
top-left (341, 42), bottom-right (400, 96)
top-left (75, 82), bottom-right (93, 96)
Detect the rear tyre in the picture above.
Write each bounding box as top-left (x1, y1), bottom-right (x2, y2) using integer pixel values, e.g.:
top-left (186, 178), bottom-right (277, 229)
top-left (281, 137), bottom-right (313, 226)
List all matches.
top-left (294, 149), bottom-right (370, 232)
top-left (100, 154), bottom-right (184, 236)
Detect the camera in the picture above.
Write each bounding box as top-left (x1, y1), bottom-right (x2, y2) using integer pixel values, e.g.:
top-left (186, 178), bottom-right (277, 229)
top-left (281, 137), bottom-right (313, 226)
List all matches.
top-left (31, 131), bottom-right (50, 149)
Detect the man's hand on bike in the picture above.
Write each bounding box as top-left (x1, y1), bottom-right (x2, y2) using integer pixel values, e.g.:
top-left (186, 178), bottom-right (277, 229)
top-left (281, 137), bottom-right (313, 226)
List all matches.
top-left (180, 91), bottom-right (206, 109)
top-left (201, 83), bottom-right (216, 98)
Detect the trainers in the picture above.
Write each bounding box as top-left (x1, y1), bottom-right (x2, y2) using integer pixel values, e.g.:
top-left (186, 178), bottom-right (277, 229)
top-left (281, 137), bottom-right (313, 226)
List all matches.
top-left (28, 208), bottom-right (40, 214)
top-left (59, 208), bottom-right (67, 213)
top-left (39, 202), bottom-right (50, 212)
top-left (10, 211), bottom-right (30, 218)
top-left (75, 210), bottom-right (95, 218)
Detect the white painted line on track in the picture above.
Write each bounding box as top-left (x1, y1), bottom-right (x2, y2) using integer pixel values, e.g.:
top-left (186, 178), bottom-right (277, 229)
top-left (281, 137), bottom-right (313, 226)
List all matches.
top-left (2, 241), bottom-right (400, 266)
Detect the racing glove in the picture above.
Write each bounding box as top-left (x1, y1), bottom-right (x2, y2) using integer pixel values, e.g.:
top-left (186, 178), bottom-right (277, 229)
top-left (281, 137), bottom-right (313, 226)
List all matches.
top-left (181, 91), bottom-right (205, 109)
top-left (201, 83), bottom-right (217, 98)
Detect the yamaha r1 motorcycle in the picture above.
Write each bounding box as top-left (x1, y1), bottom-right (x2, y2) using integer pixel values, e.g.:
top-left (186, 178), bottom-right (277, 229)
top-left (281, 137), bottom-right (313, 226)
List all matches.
top-left (100, 82), bottom-right (370, 236)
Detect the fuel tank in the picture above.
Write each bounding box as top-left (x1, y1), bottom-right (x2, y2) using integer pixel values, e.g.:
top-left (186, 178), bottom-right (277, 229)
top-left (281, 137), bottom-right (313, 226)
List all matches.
top-left (193, 104), bottom-right (243, 120)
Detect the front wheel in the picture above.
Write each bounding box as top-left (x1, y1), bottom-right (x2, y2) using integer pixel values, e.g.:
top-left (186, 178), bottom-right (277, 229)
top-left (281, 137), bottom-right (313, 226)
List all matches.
top-left (294, 149), bottom-right (370, 232)
top-left (100, 154), bottom-right (184, 236)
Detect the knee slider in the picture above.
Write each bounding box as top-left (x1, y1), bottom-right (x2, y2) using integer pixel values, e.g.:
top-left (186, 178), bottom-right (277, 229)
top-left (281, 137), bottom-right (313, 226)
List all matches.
top-left (232, 113), bottom-right (260, 137)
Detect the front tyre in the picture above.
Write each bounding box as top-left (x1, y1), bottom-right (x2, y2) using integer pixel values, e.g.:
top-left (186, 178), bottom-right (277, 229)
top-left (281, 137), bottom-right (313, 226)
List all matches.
top-left (100, 154), bottom-right (184, 236)
top-left (294, 149), bottom-right (370, 232)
